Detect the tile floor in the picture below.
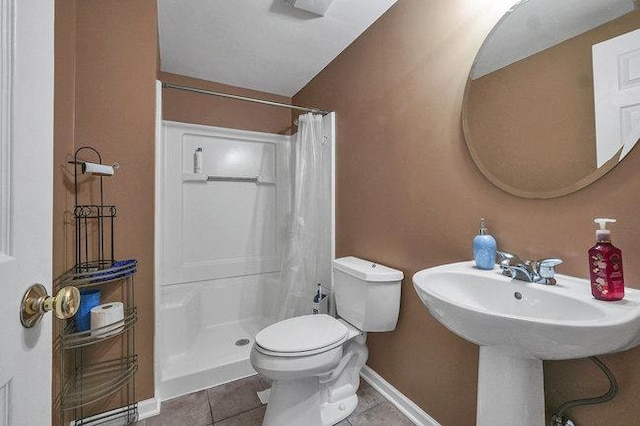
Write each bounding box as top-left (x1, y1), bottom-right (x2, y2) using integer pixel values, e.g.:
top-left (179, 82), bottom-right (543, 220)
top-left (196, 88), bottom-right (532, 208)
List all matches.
top-left (137, 375), bottom-right (415, 426)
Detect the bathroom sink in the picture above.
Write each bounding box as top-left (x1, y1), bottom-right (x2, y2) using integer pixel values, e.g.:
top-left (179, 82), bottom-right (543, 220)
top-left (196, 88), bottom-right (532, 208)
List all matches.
top-left (413, 261), bottom-right (640, 360)
top-left (413, 261), bottom-right (640, 426)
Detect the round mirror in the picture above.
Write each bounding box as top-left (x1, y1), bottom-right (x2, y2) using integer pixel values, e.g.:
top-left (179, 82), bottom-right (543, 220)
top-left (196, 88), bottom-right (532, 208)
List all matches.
top-left (462, 0), bottom-right (640, 198)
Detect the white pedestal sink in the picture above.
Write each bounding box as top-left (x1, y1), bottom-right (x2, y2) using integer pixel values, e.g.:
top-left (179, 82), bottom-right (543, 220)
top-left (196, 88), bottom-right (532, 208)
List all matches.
top-left (413, 261), bottom-right (640, 426)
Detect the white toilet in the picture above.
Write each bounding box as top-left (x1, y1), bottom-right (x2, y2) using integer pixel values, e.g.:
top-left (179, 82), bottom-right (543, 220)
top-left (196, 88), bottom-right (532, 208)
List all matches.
top-left (250, 256), bottom-right (403, 426)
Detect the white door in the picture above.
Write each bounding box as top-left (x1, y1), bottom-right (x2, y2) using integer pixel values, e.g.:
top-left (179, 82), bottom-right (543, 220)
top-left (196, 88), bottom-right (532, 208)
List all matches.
top-left (593, 28), bottom-right (640, 168)
top-left (0, 0), bottom-right (55, 425)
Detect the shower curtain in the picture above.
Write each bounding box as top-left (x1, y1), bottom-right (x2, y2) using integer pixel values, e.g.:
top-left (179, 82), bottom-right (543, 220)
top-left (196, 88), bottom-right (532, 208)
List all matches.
top-left (273, 113), bottom-right (329, 321)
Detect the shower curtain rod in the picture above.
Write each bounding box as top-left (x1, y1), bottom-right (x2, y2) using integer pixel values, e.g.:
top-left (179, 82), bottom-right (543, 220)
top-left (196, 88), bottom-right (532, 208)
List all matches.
top-left (161, 82), bottom-right (330, 116)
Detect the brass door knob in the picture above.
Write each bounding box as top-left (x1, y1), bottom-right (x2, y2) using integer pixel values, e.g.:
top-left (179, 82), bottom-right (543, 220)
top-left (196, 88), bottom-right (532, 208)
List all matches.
top-left (20, 283), bottom-right (81, 328)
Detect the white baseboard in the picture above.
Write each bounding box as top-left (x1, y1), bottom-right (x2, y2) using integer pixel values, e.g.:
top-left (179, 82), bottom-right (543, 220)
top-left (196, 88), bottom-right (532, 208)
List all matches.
top-left (137, 396), bottom-right (161, 420)
top-left (68, 397), bottom-right (160, 426)
top-left (360, 366), bottom-right (441, 426)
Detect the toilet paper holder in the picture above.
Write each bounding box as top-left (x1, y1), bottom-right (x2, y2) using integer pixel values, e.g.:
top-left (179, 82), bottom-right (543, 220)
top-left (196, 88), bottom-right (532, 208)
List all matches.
top-left (67, 146), bottom-right (119, 177)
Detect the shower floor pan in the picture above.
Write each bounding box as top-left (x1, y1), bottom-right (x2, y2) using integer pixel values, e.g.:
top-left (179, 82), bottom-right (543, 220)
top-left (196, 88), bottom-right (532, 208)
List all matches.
top-left (158, 317), bottom-right (271, 401)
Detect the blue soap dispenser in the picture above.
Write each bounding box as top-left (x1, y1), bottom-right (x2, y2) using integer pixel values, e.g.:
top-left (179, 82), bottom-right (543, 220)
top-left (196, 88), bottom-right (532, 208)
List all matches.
top-left (473, 218), bottom-right (497, 270)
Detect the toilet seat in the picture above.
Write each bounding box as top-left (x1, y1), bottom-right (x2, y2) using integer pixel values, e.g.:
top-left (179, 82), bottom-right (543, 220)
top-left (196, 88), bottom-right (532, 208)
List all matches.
top-left (255, 314), bottom-right (349, 358)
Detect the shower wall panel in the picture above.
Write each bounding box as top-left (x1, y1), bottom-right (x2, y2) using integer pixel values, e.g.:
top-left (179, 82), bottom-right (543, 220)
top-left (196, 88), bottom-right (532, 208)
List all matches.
top-left (160, 121), bottom-right (290, 285)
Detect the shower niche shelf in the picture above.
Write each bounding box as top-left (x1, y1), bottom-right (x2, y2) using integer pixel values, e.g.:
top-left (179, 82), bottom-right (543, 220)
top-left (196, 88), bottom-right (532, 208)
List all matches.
top-left (56, 147), bottom-right (139, 426)
top-left (181, 172), bottom-right (275, 184)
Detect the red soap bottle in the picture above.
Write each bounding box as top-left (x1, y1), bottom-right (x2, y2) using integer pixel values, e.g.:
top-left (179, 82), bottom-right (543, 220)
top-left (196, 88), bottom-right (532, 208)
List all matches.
top-left (589, 218), bottom-right (624, 301)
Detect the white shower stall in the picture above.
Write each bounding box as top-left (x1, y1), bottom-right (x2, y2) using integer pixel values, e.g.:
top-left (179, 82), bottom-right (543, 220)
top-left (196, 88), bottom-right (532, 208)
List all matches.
top-left (155, 108), bottom-right (335, 400)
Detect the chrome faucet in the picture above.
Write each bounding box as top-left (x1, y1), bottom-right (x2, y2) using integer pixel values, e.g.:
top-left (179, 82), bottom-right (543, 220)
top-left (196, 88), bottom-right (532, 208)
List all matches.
top-left (496, 251), bottom-right (563, 285)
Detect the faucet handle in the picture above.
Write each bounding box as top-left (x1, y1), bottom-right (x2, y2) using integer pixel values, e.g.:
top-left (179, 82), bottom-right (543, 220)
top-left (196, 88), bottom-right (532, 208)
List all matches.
top-left (538, 258), bottom-right (563, 279)
top-left (496, 251), bottom-right (521, 266)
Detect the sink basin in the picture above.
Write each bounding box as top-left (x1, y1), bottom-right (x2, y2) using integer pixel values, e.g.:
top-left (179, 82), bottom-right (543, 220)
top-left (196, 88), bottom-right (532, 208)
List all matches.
top-left (413, 261), bottom-right (640, 360)
top-left (413, 261), bottom-right (640, 426)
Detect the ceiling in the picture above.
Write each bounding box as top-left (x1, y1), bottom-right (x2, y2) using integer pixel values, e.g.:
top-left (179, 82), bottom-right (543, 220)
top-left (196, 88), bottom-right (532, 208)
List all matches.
top-left (158, 0), bottom-right (398, 97)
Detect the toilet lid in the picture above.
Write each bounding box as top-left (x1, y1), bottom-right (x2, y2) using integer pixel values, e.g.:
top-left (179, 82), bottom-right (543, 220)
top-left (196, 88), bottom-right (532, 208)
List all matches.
top-left (256, 314), bottom-right (348, 353)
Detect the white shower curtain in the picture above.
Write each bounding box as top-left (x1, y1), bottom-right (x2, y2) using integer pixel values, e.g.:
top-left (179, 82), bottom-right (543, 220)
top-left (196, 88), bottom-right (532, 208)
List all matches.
top-left (273, 113), bottom-right (329, 321)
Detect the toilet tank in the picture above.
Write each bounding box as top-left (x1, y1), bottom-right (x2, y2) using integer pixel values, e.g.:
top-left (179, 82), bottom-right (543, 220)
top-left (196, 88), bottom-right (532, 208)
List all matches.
top-left (333, 256), bottom-right (404, 332)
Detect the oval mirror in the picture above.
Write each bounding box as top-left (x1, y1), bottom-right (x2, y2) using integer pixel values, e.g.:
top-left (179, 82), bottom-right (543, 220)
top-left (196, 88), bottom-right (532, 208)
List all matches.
top-left (462, 0), bottom-right (640, 198)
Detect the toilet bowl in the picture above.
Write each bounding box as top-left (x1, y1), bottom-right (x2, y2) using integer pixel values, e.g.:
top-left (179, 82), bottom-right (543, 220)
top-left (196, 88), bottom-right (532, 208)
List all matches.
top-left (250, 257), bottom-right (403, 426)
top-left (251, 314), bottom-right (366, 426)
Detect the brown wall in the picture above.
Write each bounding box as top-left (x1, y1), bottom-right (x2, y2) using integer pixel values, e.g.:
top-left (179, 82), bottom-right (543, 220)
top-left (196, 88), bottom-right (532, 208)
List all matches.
top-left (53, 0), bottom-right (157, 420)
top-left (295, 0), bottom-right (640, 425)
top-left (160, 72), bottom-right (293, 134)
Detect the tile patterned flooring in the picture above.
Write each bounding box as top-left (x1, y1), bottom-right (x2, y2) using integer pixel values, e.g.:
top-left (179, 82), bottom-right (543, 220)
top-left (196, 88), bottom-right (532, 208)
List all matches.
top-left (137, 375), bottom-right (414, 426)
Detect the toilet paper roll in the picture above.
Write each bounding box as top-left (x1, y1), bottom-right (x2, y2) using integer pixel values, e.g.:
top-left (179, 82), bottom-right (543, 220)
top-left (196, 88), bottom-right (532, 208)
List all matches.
top-left (90, 302), bottom-right (125, 337)
top-left (82, 162), bottom-right (114, 176)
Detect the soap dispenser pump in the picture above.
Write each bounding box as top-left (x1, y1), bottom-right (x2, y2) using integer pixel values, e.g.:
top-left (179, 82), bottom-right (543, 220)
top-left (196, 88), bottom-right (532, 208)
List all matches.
top-left (589, 218), bottom-right (624, 301)
top-left (473, 218), bottom-right (497, 270)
